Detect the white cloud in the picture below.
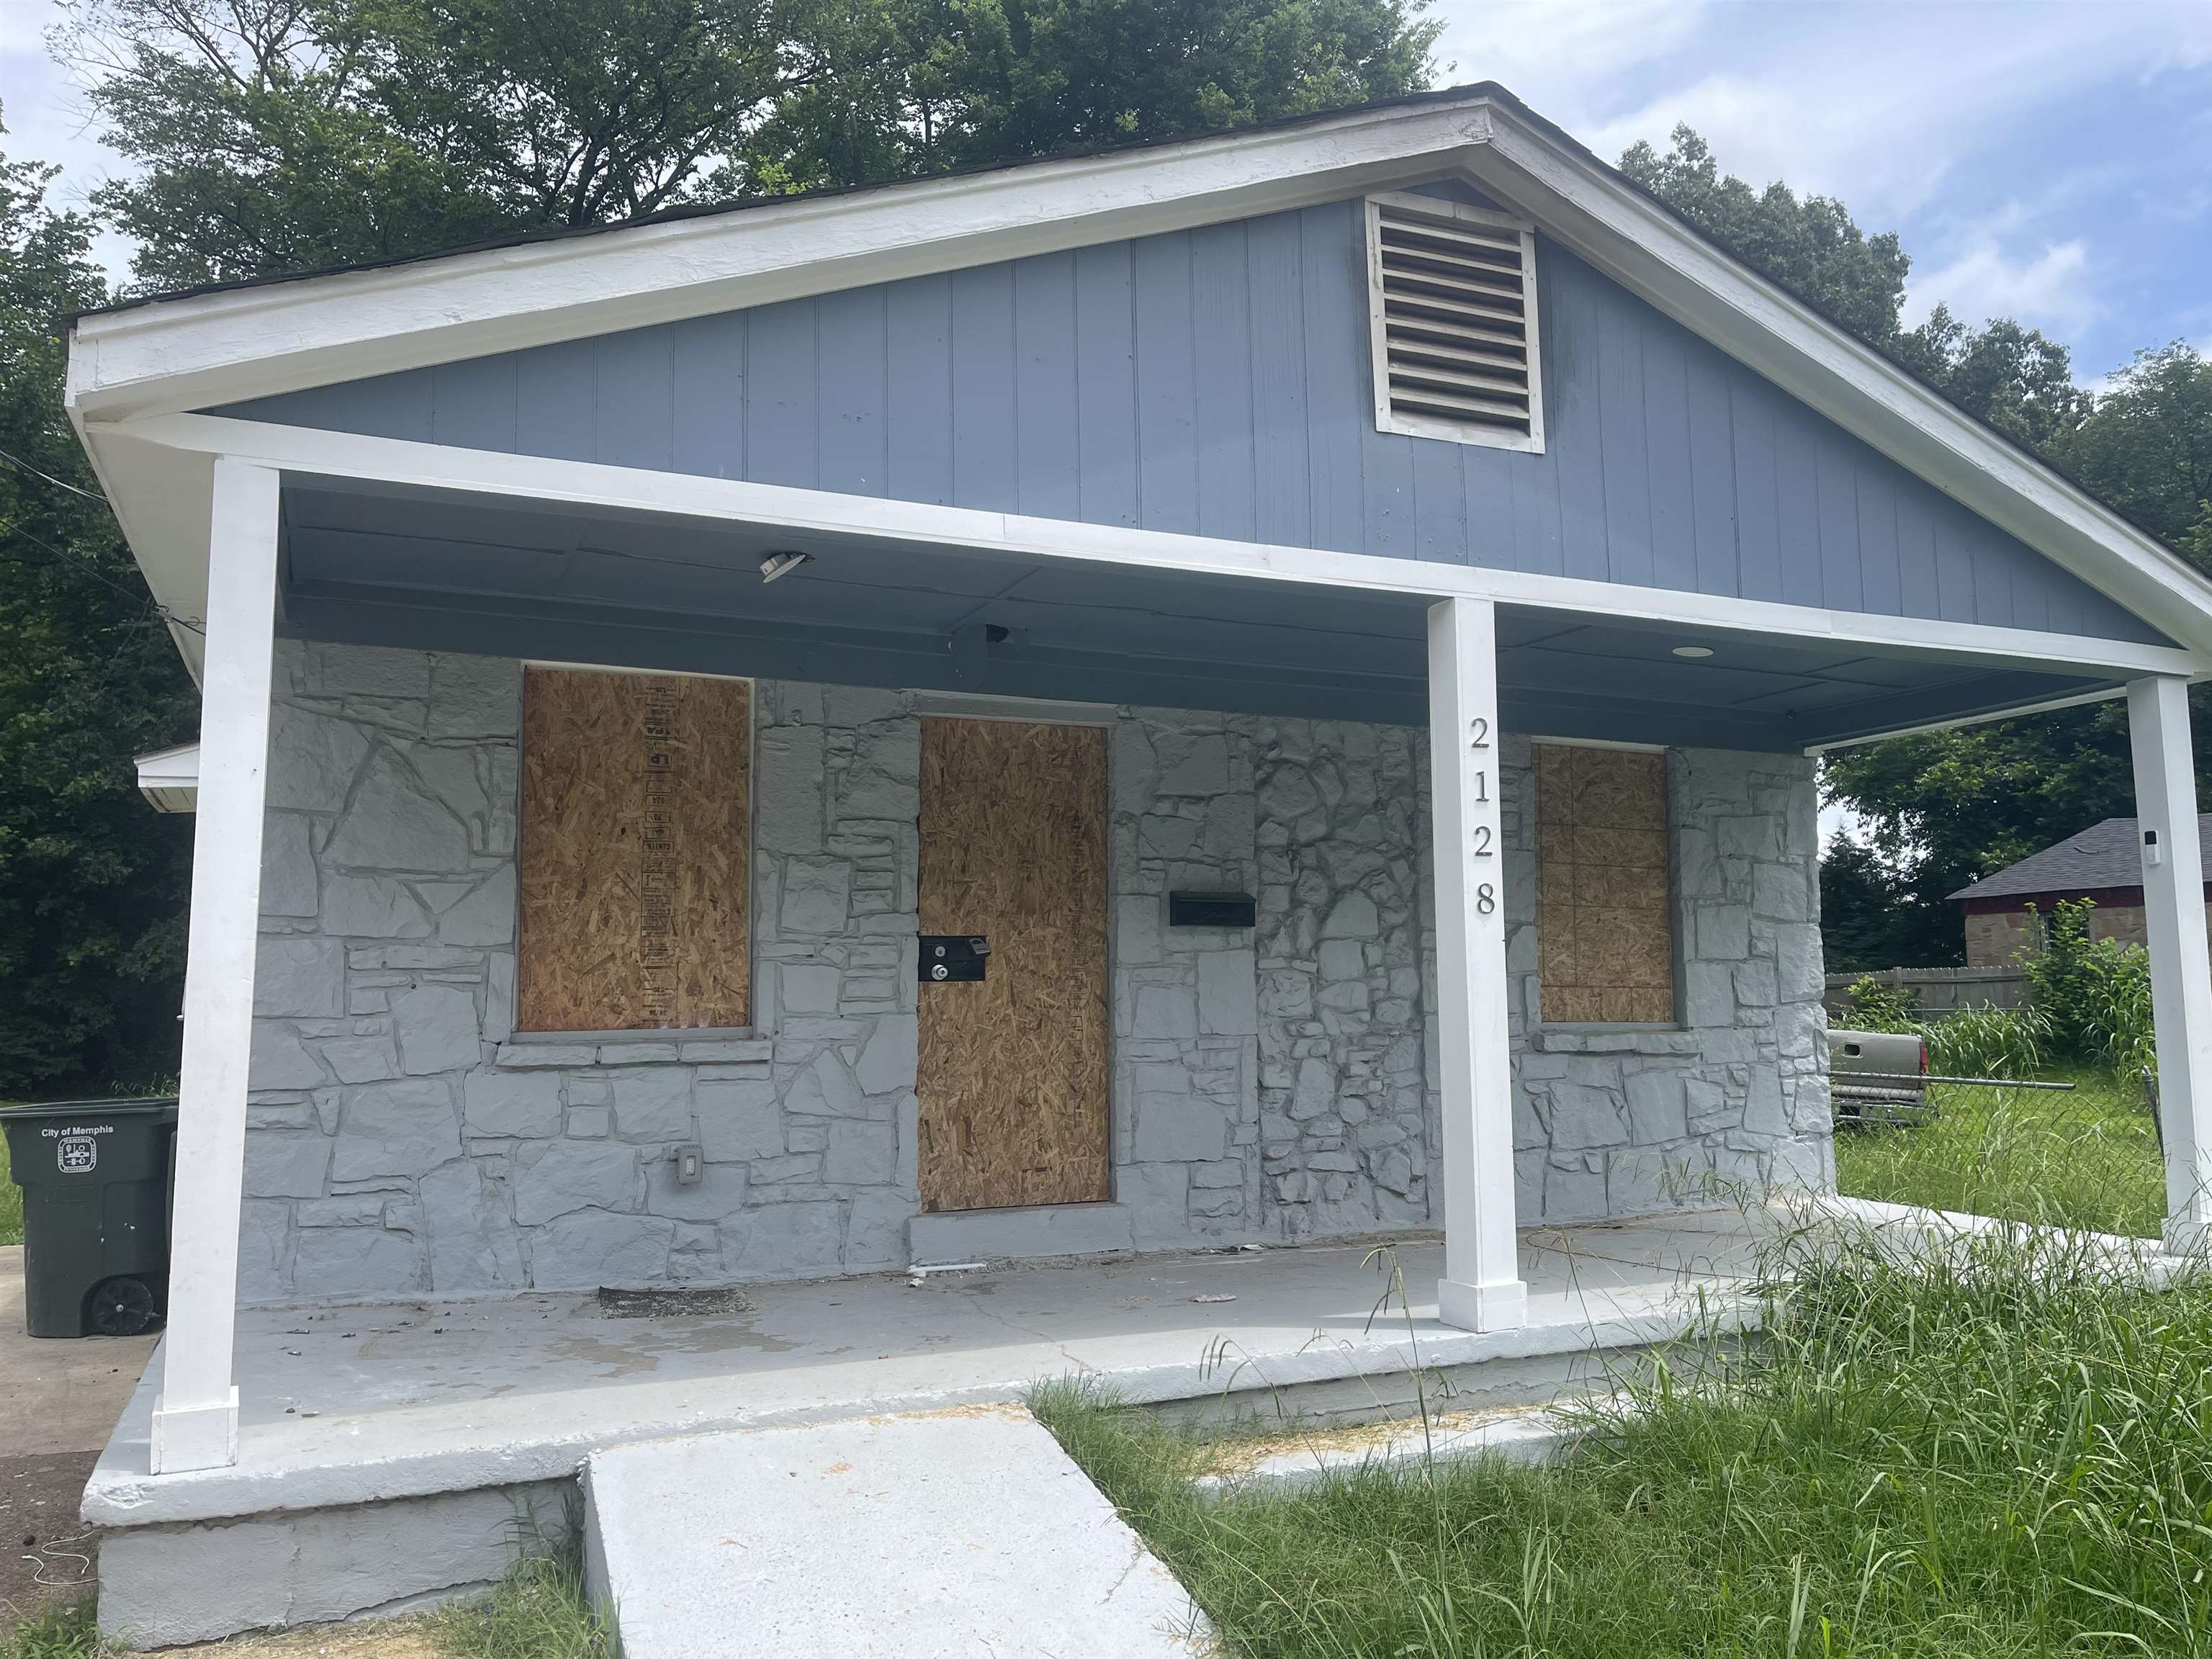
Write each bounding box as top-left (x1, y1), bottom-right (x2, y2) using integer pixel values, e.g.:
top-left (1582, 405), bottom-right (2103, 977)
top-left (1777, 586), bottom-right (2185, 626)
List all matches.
top-left (1426, 0), bottom-right (1709, 102)
top-left (1904, 238), bottom-right (2099, 336)
top-left (1434, 1), bottom-right (2212, 224)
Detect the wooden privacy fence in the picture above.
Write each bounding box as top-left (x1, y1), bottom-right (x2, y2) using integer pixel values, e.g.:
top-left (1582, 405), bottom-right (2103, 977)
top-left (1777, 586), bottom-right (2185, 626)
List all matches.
top-left (1823, 966), bottom-right (2032, 1020)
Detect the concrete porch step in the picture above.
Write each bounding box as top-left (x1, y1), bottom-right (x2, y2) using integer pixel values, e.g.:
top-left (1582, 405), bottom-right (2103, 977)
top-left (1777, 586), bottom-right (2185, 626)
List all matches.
top-left (583, 1406), bottom-right (1207, 1658)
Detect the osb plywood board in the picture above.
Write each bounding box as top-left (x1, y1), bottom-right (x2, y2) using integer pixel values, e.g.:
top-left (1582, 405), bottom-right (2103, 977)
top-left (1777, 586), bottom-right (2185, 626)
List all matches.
top-left (917, 718), bottom-right (1110, 1212)
top-left (518, 667), bottom-right (750, 1032)
top-left (1535, 744), bottom-right (1673, 1023)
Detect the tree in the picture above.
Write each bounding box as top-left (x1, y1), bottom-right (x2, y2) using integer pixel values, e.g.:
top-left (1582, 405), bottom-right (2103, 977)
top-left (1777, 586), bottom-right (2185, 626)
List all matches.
top-left (1620, 126), bottom-right (1910, 349)
top-left (1820, 833), bottom-right (1964, 972)
top-left (1892, 305), bottom-right (2088, 451)
top-left (1622, 125), bottom-right (2086, 456)
top-left (56, 0), bottom-right (1440, 291)
top-left (0, 128), bottom-right (198, 1095)
top-left (2051, 341), bottom-right (2212, 563)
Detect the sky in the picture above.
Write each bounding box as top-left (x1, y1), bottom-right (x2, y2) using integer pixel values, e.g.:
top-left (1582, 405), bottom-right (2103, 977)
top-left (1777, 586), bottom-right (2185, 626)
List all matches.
top-left (6, 0), bottom-right (2212, 381)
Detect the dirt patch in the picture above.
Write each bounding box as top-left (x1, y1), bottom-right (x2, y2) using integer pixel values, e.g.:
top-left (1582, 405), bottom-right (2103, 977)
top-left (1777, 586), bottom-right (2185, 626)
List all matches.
top-left (163, 1617), bottom-right (444, 1656)
top-left (1190, 1406), bottom-right (1547, 1478)
top-left (0, 1449), bottom-right (99, 1631)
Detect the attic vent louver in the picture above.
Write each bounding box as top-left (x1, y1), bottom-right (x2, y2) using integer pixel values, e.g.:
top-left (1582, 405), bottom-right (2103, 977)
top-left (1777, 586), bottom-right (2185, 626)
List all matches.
top-left (1365, 191), bottom-right (1545, 453)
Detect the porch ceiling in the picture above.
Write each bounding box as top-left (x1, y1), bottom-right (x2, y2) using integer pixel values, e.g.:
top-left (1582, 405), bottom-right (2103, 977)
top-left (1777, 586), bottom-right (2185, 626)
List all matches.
top-left (277, 477), bottom-right (2120, 751)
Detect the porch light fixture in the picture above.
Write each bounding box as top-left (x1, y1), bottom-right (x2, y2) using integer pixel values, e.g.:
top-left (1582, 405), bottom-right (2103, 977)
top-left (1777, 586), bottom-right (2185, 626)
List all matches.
top-left (1671, 644), bottom-right (1714, 659)
top-left (758, 550), bottom-right (810, 583)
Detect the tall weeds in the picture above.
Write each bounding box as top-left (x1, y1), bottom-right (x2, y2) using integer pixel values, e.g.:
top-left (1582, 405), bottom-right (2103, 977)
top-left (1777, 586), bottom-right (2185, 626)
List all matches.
top-left (1037, 1221), bottom-right (2212, 1658)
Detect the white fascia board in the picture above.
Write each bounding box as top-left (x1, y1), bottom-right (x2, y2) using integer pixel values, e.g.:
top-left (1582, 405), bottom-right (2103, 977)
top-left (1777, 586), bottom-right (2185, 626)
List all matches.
top-left (65, 99), bottom-right (1498, 422)
top-left (73, 415), bottom-right (218, 683)
top-left (1800, 685), bottom-right (2134, 756)
top-left (1462, 105), bottom-right (2212, 659)
top-left (127, 413), bottom-right (2208, 688)
top-left (136, 740), bottom-right (202, 811)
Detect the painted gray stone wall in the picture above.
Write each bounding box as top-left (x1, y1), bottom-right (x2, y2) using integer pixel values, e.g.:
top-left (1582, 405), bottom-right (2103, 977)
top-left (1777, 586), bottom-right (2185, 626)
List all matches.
top-left (243, 642), bottom-right (1827, 1305)
top-left (244, 647), bottom-right (925, 1303)
top-left (1501, 737), bottom-right (1833, 1223)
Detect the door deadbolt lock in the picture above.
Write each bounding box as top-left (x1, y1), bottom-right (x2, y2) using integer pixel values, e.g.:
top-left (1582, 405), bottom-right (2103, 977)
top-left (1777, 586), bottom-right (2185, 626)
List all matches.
top-left (918, 935), bottom-right (989, 982)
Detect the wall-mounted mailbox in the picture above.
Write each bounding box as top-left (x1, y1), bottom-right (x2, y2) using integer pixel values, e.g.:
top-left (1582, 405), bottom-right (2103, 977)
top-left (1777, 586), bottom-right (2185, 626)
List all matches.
top-left (1168, 891), bottom-right (1256, 929)
top-left (919, 935), bottom-right (989, 982)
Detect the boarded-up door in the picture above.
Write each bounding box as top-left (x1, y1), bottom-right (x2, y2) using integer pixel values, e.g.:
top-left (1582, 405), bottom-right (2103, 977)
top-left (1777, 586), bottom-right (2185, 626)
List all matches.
top-left (916, 718), bottom-right (1110, 1212)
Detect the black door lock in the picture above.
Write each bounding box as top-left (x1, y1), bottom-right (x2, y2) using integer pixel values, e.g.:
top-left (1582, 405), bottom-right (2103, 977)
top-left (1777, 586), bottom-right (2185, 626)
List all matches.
top-left (919, 935), bottom-right (989, 982)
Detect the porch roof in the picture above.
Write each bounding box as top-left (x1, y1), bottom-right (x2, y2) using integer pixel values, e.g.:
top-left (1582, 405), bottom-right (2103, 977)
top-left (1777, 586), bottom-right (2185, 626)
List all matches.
top-left (276, 474), bottom-right (2125, 752)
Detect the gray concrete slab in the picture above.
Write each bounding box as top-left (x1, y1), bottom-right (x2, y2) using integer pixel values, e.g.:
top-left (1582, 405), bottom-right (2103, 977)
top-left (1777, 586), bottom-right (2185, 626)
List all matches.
top-left (0, 1245), bottom-right (159, 1458)
top-left (585, 1406), bottom-right (1206, 1658)
top-left (85, 1212), bottom-right (1774, 1530)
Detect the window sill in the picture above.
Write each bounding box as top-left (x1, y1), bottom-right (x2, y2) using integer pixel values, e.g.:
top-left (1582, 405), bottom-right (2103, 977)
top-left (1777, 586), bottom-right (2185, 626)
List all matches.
top-left (511, 1027), bottom-right (757, 1045)
top-left (494, 1028), bottom-right (767, 1068)
top-left (1530, 1025), bottom-right (1699, 1056)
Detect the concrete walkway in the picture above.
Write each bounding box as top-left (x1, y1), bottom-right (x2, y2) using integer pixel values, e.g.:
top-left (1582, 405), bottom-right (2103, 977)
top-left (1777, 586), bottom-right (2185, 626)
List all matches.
top-left (0, 1244), bottom-right (159, 1626)
top-left (586, 1406), bottom-right (1206, 1658)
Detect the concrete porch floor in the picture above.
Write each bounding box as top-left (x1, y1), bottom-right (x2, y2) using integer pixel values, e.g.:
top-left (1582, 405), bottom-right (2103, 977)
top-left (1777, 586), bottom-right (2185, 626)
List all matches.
top-left (85, 1205), bottom-right (1793, 1532)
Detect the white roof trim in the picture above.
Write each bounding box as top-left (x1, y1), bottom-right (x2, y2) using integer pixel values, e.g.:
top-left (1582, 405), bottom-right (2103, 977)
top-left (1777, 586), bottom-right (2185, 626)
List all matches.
top-left (136, 740), bottom-right (199, 812)
top-left (122, 410), bottom-right (2208, 685)
top-left (63, 84), bottom-right (2212, 657)
top-left (67, 96), bottom-right (1498, 422)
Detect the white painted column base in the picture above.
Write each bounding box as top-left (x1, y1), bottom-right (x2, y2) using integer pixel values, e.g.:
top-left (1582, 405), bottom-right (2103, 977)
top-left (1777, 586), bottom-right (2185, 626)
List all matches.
top-left (1438, 1276), bottom-right (1529, 1333)
top-left (150, 1388), bottom-right (240, 1475)
top-left (2165, 1217), bottom-right (2212, 1262)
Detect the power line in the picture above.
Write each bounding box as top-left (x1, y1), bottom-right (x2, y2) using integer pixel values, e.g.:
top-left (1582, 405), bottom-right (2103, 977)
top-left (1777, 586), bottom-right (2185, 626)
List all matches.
top-left (0, 522), bottom-right (205, 637)
top-left (0, 444), bottom-right (111, 506)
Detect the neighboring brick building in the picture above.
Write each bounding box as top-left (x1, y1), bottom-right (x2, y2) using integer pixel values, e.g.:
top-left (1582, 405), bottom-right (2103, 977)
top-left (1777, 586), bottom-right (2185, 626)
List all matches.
top-left (1950, 815), bottom-right (2212, 965)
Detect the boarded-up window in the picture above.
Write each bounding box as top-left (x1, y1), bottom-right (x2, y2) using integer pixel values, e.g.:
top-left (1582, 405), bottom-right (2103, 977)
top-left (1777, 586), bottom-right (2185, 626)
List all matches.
top-left (518, 668), bottom-right (751, 1032)
top-left (1535, 745), bottom-right (1674, 1024)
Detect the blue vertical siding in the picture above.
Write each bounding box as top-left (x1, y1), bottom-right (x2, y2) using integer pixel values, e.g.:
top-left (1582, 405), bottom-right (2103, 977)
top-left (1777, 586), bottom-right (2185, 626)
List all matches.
top-left (217, 202), bottom-right (2167, 647)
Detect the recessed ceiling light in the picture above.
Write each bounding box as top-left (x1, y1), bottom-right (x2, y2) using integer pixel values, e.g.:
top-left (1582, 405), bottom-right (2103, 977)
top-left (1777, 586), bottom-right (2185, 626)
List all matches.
top-left (1672, 644), bottom-right (1714, 659)
top-left (758, 551), bottom-right (811, 583)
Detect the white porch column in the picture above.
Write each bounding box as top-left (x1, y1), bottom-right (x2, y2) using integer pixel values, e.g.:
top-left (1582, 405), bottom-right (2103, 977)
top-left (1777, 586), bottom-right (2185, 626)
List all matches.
top-left (152, 458), bottom-right (281, 1473)
top-left (2127, 675), bottom-right (2212, 1257)
top-left (1428, 597), bottom-right (1529, 1331)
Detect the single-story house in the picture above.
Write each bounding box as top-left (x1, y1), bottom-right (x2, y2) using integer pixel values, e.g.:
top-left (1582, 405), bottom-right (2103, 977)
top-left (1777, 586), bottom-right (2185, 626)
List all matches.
top-left (59, 81), bottom-right (2212, 1642)
top-left (1951, 815), bottom-right (2212, 965)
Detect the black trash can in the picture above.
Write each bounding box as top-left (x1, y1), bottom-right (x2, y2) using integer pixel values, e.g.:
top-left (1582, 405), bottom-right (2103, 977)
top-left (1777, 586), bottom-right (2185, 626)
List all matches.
top-left (1, 1097), bottom-right (178, 1338)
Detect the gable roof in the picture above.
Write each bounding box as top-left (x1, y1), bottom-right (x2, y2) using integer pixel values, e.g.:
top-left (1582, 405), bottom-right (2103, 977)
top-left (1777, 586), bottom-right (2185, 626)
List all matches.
top-left (1948, 816), bottom-right (2212, 902)
top-left (64, 84), bottom-right (2178, 568)
top-left (62, 81), bottom-right (2212, 662)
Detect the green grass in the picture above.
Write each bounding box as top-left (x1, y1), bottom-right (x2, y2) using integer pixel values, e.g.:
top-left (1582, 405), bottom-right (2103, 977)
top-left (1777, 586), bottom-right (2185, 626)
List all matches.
top-left (1, 1600), bottom-right (102, 1659)
top-left (0, 1130), bottom-right (19, 1247)
top-left (1835, 1064), bottom-right (2166, 1238)
top-left (1035, 1223), bottom-right (2212, 1658)
top-left (429, 1549), bottom-right (608, 1659)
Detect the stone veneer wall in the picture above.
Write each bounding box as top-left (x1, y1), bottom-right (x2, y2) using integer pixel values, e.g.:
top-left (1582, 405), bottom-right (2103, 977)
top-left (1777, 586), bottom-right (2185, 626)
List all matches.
top-left (242, 643), bottom-right (1827, 1305)
top-left (1501, 737), bottom-right (1833, 1222)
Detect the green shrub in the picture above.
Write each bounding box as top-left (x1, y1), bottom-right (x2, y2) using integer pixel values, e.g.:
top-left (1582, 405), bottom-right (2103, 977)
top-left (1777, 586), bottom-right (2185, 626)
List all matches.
top-left (2018, 898), bottom-right (2157, 1074)
top-left (1841, 975), bottom-right (1920, 1032)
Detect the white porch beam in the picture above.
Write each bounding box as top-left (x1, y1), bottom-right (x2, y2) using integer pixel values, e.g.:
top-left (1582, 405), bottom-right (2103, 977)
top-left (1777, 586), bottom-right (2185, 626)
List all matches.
top-left (119, 413), bottom-right (2211, 687)
top-left (151, 458), bottom-right (280, 1473)
top-left (2127, 675), bottom-right (2212, 1257)
top-left (1428, 596), bottom-right (1529, 1331)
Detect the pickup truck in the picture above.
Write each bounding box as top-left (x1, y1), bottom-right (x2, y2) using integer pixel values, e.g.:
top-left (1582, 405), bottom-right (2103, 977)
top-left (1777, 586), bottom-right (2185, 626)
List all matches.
top-left (1828, 1028), bottom-right (1930, 1124)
